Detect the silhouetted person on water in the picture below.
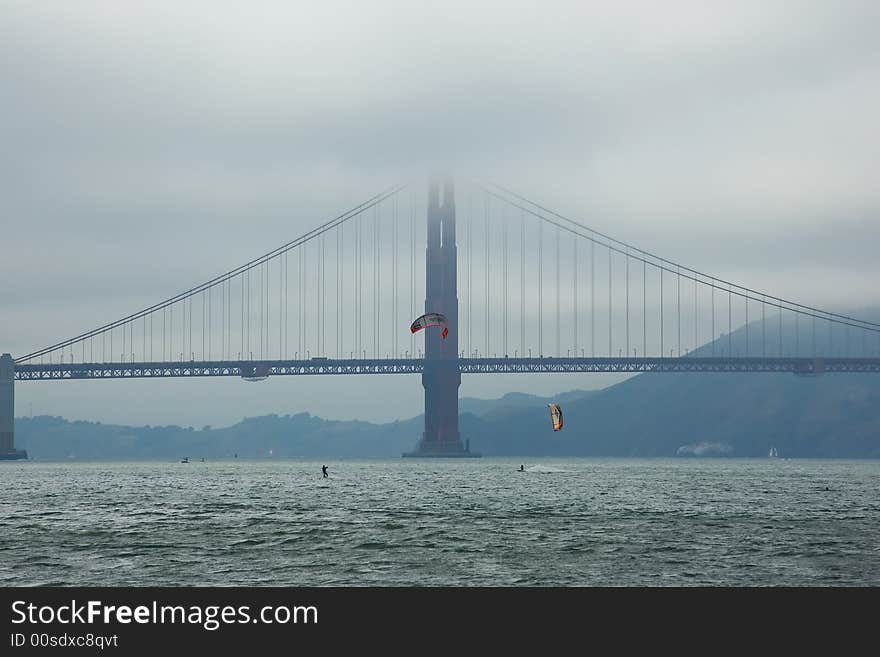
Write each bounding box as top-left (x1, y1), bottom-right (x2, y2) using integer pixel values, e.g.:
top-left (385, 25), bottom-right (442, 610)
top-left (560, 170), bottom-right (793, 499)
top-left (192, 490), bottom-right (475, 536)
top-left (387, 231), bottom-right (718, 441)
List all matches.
top-left (322, 465), bottom-right (328, 478)
top-left (519, 464), bottom-right (525, 472)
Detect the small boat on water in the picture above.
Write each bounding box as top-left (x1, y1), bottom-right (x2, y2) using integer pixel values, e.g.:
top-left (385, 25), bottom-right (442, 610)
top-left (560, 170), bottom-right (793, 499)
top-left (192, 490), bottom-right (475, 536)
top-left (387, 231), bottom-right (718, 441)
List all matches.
top-left (181, 457), bottom-right (190, 463)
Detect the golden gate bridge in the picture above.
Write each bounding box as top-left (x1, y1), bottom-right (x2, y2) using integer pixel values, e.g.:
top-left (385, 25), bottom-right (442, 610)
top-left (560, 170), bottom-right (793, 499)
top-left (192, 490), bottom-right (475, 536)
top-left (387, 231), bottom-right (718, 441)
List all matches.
top-left (3, 177), bottom-right (879, 458)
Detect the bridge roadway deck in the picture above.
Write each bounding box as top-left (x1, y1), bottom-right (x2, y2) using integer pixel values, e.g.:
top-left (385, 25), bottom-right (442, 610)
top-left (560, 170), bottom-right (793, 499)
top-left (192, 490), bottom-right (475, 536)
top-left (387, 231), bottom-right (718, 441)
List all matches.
top-left (13, 356), bottom-right (880, 380)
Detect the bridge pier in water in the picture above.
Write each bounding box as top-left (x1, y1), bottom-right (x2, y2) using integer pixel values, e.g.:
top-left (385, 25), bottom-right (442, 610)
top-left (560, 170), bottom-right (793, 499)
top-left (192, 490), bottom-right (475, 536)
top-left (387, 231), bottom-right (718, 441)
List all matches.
top-left (404, 178), bottom-right (479, 458)
top-left (0, 353), bottom-right (26, 460)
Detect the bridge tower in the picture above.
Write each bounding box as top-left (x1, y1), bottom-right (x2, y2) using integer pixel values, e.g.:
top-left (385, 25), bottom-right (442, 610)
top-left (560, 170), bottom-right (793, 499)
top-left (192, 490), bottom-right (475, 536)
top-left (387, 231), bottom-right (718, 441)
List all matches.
top-left (404, 178), bottom-right (478, 457)
top-left (1, 353), bottom-right (26, 460)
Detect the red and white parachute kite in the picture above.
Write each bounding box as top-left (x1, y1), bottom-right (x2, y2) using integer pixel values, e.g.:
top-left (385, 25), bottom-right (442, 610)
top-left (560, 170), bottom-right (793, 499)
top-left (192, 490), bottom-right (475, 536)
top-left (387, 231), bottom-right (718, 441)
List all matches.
top-left (548, 403), bottom-right (563, 431)
top-left (410, 313), bottom-right (449, 339)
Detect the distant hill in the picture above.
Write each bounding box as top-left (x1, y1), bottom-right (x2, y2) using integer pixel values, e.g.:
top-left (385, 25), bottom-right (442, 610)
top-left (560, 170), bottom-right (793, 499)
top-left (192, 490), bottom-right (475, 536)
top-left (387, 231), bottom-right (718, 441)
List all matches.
top-left (470, 306), bottom-right (880, 458)
top-left (471, 369), bottom-right (880, 458)
top-left (458, 389), bottom-right (595, 416)
top-left (15, 411), bottom-right (491, 460)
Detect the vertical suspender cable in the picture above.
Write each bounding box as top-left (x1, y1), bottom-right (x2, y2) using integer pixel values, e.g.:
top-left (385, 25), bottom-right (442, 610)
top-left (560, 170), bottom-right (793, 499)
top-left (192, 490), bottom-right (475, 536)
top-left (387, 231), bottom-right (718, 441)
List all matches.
top-left (504, 206), bottom-right (509, 356)
top-left (643, 260), bottom-right (647, 358)
top-left (555, 224), bottom-right (559, 356)
top-left (762, 298), bottom-right (766, 359)
top-left (485, 194), bottom-right (490, 356)
top-left (304, 244), bottom-right (308, 357)
top-left (391, 194), bottom-right (398, 358)
top-left (338, 224), bottom-right (342, 358)
top-left (608, 248), bottom-right (612, 358)
top-left (467, 189), bottom-right (474, 356)
top-left (677, 268), bottom-right (681, 357)
top-left (538, 217), bottom-right (542, 356)
top-left (660, 263), bottom-right (664, 358)
top-left (728, 286), bottom-right (732, 357)
top-left (745, 295), bottom-right (749, 357)
top-left (591, 240), bottom-right (595, 358)
top-left (521, 209), bottom-right (525, 356)
top-left (574, 236), bottom-right (578, 357)
top-left (393, 195), bottom-right (398, 357)
top-left (374, 205), bottom-right (378, 358)
top-left (693, 277), bottom-right (697, 356)
top-left (812, 314), bottom-right (816, 357)
top-left (711, 281), bottom-right (715, 357)
top-left (411, 189), bottom-right (415, 357)
top-left (778, 304), bottom-right (783, 356)
top-left (355, 216), bottom-right (359, 358)
top-left (277, 257), bottom-right (281, 360)
top-left (625, 251), bottom-right (629, 357)
top-left (828, 318), bottom-right (834, 356)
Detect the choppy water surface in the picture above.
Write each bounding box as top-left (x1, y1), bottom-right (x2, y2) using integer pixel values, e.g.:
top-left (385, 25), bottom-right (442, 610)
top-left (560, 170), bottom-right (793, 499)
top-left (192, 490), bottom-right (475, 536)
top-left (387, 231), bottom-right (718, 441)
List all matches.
top-left (1, 458), bottom-right (878, 585)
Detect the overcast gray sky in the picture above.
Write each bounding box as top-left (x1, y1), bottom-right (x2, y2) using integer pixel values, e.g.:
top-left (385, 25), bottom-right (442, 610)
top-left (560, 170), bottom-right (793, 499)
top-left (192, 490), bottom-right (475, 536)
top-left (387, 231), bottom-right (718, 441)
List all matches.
top-left (2, 1), bottom-right (878, 427)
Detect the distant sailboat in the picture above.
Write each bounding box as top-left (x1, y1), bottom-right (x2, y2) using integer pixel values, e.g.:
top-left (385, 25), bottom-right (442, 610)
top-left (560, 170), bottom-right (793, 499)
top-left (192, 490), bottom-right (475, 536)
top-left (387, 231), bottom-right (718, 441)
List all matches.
top-left (768, 446), bottom-right (778, 458)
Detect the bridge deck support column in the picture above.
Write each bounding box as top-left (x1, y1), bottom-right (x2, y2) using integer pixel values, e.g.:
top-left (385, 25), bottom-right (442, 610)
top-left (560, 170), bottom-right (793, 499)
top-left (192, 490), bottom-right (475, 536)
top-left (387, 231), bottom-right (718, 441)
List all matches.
top-left (1, 353), bottom-right (25, 460)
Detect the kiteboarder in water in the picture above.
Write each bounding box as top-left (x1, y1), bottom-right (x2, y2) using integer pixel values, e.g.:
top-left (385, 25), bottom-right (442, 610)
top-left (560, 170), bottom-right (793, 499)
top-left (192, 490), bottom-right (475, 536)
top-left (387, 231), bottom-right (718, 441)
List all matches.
top-left (322, 465), bottom-right (328, 478)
